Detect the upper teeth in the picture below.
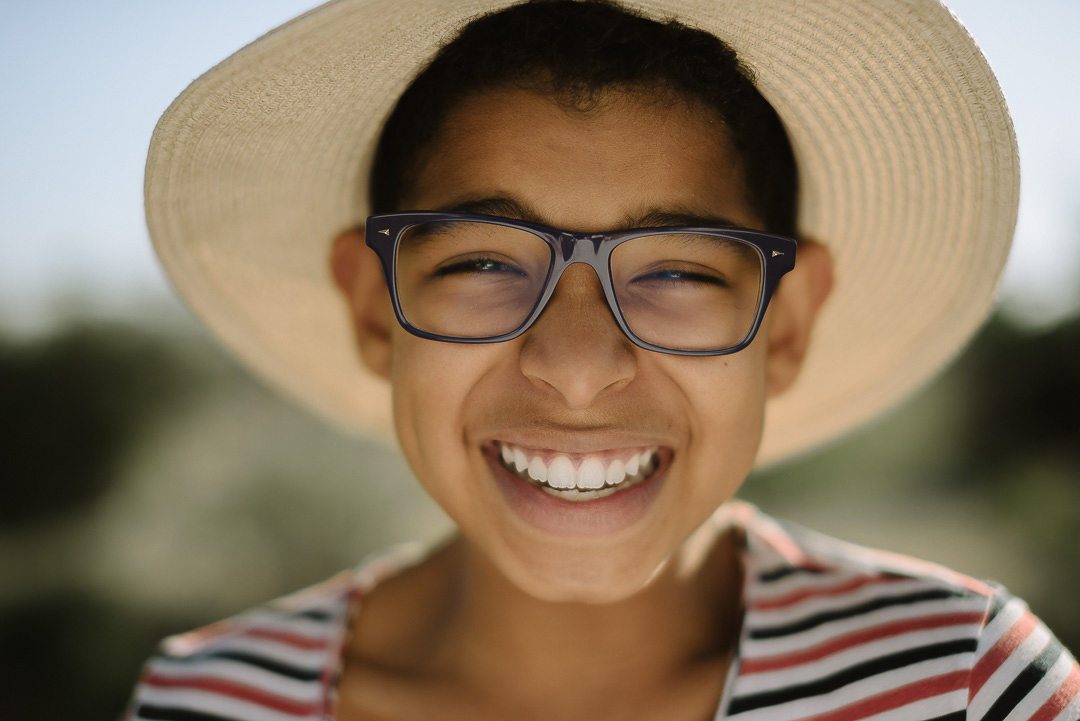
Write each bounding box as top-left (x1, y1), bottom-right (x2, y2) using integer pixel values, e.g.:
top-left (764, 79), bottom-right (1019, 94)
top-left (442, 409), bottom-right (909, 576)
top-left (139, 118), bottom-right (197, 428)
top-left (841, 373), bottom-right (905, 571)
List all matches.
top-left (498, 443), bottom-right (659, 491)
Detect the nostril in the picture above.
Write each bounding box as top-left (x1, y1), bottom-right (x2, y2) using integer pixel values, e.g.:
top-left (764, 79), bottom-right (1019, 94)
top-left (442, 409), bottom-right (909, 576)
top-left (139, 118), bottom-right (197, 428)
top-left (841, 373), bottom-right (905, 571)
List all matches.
top-left (518, 285), bottom-right (638, 409)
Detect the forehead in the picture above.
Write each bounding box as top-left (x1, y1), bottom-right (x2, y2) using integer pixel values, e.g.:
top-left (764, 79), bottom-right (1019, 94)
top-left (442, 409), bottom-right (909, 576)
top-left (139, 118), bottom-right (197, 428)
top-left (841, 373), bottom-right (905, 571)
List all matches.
top-left (403, 86), bottom-right (761, 232)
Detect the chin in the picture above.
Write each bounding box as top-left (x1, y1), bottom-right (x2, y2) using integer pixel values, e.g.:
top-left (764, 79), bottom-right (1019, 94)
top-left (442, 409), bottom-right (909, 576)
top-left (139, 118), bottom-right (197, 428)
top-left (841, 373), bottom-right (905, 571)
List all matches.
top-left (497, 542), bottom-right (668, 605)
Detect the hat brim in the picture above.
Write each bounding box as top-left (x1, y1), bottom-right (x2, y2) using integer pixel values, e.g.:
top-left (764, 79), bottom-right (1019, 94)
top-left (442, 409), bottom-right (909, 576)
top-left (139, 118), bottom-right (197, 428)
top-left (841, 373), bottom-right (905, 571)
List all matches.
top-left (145, 0), bottom-right (1017, 465)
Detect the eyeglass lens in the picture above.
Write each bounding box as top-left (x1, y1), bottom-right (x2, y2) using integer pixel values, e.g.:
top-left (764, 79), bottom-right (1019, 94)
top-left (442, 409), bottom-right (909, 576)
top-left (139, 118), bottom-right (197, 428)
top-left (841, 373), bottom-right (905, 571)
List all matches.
top-left (394, 220), bottom-right (764, 352)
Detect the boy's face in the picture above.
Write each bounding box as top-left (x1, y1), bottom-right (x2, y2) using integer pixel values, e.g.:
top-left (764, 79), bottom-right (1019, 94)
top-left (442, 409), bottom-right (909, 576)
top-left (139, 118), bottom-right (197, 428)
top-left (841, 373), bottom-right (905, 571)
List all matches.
top-left (336, 87), bottom-right (825, 603)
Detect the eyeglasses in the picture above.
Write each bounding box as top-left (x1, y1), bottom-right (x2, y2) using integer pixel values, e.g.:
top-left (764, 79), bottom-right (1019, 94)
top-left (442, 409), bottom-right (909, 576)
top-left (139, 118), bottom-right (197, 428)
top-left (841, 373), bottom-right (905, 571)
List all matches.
top-left (365, 212), bottom-right (797, 356)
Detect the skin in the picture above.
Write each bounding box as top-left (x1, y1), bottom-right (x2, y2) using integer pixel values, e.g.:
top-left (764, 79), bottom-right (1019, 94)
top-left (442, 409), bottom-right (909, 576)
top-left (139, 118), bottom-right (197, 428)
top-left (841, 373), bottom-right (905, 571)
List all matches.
top-left (330, 87), bottom-right (833, 720)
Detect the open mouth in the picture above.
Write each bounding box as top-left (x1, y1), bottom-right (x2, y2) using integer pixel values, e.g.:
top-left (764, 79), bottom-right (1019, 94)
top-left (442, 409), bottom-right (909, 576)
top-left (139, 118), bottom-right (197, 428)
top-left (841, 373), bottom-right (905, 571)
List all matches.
top-left (493, 441), bottom-right (662, 502)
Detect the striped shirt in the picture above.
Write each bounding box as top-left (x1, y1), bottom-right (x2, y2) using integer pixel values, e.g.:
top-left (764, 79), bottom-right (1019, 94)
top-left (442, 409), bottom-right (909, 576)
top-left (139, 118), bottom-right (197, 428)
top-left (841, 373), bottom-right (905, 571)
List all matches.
top-left (126, 503), bottom-right (1080, 721)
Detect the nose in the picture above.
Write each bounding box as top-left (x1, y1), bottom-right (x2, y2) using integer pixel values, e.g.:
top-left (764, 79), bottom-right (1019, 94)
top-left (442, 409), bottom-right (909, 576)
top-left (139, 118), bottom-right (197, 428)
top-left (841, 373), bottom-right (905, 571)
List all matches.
top-left (518, 263), bottom-right (638, 409)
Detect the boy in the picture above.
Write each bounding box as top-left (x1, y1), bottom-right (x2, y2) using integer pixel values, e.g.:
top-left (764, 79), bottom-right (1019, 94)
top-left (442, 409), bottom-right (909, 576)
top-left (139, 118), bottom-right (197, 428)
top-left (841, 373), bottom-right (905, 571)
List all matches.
top-left (130, 1), bottom-right (1078, 719)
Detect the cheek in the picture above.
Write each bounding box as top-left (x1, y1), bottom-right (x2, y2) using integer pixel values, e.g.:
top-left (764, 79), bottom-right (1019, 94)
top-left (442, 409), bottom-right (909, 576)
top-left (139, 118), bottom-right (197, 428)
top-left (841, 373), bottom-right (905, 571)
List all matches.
top-left (391, 335), bottom-right (456, 481)
top-left (388, 333), bottom-right (499, 517)
top-left (668, 349), bottom-right (769, 504)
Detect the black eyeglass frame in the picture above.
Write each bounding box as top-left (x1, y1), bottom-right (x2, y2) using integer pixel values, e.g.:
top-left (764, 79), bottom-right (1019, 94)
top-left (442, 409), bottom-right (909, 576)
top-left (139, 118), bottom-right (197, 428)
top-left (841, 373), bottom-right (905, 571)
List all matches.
top-left (365, 211), bottom-right (797, 356)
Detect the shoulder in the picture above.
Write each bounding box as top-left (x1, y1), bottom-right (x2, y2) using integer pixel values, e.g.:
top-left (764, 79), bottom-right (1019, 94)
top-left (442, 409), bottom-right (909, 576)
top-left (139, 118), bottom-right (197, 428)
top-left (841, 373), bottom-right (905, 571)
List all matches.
top-left (124, 570), bottom-right (358, 721)
top-left (725, 504), bottom-right (1080, 721)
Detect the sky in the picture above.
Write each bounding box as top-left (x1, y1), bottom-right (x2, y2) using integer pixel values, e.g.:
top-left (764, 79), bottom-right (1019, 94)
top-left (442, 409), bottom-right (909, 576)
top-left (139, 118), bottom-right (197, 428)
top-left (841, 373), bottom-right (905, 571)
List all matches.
top-left (1, 0), bottom-right (1078, 332)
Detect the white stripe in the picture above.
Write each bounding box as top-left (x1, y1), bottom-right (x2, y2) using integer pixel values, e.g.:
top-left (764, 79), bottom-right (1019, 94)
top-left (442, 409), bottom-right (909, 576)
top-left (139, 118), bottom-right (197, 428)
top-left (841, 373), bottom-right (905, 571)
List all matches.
top-left (742, 596), bottom-right (989, 658)
top-left (134, 686), bottom-right (322, 721)
top-left (237, 610), bottom-right (342, 637)
top-left (727, 655), bottom-right (970, 721)
top-left (976, 596), bottom-right (1027, 654)
top-left (751, 565), bottom-right (864, 593)
top-left (750, 568), bottom-right (864, 602)
top-left (145, 656), bottom-right (323, 703)
top-left (735, 623), bottom-right (980, 694)
top-left (1002, 652), bottom-right (1076, 721)
top-left (796, 536), bottom-right (986, 590)
top-left (747, 578), bottom-right (946, 627)
top-left (970, 623), bottom-right (1053, 719)
top-left (171, 634), bottom-right (333, 669)
top-left (858, 689), bottom-right (969, 721)
top-left (162, 613), bottom-right (337, 657)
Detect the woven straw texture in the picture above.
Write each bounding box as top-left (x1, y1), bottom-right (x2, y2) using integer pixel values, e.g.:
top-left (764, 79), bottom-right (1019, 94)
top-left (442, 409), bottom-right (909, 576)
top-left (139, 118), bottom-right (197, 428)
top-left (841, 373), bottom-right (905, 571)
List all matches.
top-left (145, 0), bottom-right (1018, 465)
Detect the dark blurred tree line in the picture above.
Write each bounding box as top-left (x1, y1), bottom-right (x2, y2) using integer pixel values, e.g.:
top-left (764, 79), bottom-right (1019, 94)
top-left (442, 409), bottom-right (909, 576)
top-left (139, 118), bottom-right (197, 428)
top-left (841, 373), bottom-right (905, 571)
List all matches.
top-left (0, 310), bottom-right (1077, 720)
top-left (0, 323), bottom-right (211, 720)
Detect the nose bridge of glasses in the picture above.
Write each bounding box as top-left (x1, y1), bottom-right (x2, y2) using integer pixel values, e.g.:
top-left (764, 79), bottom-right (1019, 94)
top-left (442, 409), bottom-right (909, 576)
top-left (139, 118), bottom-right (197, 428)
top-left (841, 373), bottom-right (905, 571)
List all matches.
top-left (557, 231), bottom-right (609, 264)
top-left (545, 233), bottom-right (617, 317)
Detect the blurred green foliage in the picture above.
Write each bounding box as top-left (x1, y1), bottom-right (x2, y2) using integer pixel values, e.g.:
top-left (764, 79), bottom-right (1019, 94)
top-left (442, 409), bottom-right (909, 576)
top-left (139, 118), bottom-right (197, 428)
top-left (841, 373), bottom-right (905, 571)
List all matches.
top-left (0, 588), bottom-right (192, 721)
top-left (0, 325), bottom-right (204, 527)
top-left (962, 317), bottom-right (1080, 485)
top-left (0, 308), bottom-right (1076, 720)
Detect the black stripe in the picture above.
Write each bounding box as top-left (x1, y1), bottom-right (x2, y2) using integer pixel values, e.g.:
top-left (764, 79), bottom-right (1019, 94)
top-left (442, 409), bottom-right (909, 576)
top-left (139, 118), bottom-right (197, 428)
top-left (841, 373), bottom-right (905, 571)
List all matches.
top-left (136, 705), bottom-right (243, 721)
top-left (750, 588), bottom-right (965, 640)
top-left (925, 712), bottom-right (966, 721)
top-left (758, 565), bottom-right (828, 583)
top-left (980, 639), bottom-right (1063, 721)
top-left (159, 649), bottom-right (323, 682)
top-left (262, 604), bottom-right (335, 622)
top-left (292, 608), bottom-right (334, 621)
top-left (208, 650), bottom-right (323, 681)
top-left (759, 566), bottom-right (799, 583)
top-left (985, 590), bottom-right (1010, 624)
top-left (727, 639), bottom-right (977, 714)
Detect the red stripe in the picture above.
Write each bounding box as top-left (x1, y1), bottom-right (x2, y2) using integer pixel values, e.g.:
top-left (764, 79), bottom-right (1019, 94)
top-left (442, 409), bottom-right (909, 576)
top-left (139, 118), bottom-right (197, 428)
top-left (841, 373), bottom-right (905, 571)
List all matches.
top-left (243, 627), bottom-right (329, 651)
top-left (741, 612), bottom-right (985, 674)
top-left (1028, 664), bottom-right (1080, 721)
top-left (971, 611), bottom-right (1039, 697)
top-left (142, 672), bottom-right (321, 716)
top-left (799, 669), bottom-right (969, 721)
top-left (753, 575), bottom-right (906, 611)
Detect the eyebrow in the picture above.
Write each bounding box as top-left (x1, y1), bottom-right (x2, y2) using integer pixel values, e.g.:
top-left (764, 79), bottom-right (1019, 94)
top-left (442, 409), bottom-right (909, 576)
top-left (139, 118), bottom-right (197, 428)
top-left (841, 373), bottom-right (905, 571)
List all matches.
top-left (433, 195), bottom-right (746, 232)
top-left (435, 196), bottom-right (546, 224)
top-left (630, 209), bottom-right (743, 230)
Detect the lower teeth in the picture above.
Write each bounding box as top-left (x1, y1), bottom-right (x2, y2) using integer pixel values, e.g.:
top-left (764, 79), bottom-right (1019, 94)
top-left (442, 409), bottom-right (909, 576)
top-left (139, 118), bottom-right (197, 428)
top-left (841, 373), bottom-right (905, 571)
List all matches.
top-left (541, 485), bottom-right (623, 500)
top-left (538, 481), bottom-right (644, 500)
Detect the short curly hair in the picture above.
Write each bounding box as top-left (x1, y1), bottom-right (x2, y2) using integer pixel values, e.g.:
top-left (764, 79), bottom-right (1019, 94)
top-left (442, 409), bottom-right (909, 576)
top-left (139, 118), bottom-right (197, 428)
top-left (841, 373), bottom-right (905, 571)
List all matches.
top-left (369, 0), bottom-right (798, 237)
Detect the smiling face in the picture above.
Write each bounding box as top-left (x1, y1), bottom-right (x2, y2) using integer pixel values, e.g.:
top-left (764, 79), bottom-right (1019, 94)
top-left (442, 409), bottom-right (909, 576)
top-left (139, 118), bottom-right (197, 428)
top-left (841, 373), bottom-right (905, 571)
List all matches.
top-left (336, 86), bottom-right (820, 603)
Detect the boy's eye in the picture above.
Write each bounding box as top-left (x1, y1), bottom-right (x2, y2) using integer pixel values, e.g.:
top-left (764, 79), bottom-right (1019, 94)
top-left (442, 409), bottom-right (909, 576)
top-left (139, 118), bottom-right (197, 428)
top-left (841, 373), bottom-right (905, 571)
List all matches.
top-left (631, 265), bottom-right (731, 288)
top-left (433, 255), bottom-right (527, 277)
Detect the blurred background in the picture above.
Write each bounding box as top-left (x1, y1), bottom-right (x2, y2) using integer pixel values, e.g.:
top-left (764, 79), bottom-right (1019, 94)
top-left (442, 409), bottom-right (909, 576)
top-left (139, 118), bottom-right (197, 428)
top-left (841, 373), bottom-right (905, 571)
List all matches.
top-left (1, 1), bottom-right (1078, 718)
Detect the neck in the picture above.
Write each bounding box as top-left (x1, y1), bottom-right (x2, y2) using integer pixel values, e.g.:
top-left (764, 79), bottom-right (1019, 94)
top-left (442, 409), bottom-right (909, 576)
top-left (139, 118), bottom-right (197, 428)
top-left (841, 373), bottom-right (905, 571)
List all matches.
top-left (431, 516), bottom-right (745, 693)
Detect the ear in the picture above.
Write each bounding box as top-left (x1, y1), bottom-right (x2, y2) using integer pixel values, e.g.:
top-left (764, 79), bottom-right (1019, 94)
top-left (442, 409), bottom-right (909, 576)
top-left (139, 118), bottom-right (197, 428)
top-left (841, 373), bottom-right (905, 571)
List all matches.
top-left (329, 228), bottom-right (394, 380)
top-left (763, 239), bottom-right (834, 398)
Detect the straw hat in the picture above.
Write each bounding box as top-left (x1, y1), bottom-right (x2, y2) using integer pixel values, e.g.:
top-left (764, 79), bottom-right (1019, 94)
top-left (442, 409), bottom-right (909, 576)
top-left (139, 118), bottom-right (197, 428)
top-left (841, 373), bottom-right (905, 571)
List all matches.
top-left (146, 0), bottom-right (1017, 466)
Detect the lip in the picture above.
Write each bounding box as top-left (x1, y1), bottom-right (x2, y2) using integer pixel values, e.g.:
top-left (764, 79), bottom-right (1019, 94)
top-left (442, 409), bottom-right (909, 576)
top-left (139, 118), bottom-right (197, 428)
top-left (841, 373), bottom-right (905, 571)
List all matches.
top-left (482, 440), bottom-right (671, 536)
